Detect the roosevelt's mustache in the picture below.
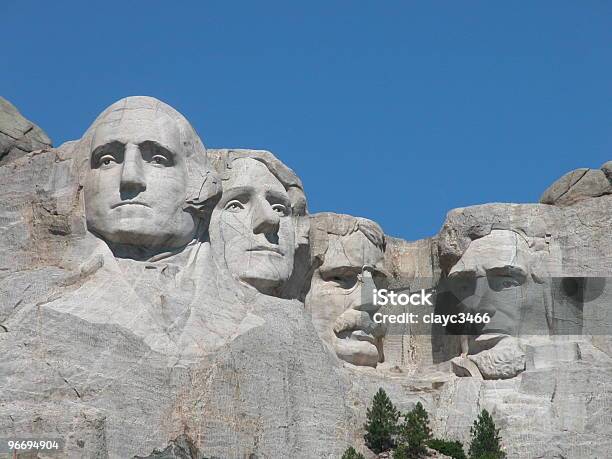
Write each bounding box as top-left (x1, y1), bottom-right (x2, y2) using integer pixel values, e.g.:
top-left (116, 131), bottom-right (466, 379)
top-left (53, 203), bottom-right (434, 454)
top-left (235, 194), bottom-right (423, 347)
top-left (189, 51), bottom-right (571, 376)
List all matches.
top-left (332, 308), bottom-right (383, 338)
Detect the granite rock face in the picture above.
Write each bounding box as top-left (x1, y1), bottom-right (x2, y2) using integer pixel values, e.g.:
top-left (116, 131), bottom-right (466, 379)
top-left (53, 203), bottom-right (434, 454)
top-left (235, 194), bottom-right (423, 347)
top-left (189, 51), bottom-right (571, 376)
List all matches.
top-left (1, 96), bottom-right (611, 458)
top-left (0, 97), bottom-right (52, 165)
top-left (540, 163), bottom-right (612, 206)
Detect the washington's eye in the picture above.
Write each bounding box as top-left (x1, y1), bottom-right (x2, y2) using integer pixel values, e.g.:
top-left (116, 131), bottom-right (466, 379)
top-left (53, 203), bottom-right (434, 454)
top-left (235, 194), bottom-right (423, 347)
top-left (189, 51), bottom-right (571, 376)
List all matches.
top-left (99, 154), bottom-right (117, 166)
top-left (152, 155), bottom-right (169, 165)
top-left (271, 204), bottom-right (287, 215)
top-left (224, 200), bottom-right (245, 212)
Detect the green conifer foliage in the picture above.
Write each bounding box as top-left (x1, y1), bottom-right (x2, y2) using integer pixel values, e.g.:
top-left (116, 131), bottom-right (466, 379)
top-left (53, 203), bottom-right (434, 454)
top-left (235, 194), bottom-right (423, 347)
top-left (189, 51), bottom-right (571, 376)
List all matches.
top-left (364, 388), bottom-right (400, 453)
top-left (468, 409), bottom-right (506, 459)
top-left (341, 446), bottom-right (366, 459)
top-left (395, 402), bottom-right (432, 459)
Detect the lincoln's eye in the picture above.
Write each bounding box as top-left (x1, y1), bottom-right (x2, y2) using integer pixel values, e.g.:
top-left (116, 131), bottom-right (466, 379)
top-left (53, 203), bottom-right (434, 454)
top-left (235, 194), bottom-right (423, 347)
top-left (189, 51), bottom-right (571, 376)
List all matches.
top-left (503, 279), bottom-right (519, 288)
top-left (271, 204), bottom-right (287, 215)
top-left (224, 200), bottom-right (245, 212)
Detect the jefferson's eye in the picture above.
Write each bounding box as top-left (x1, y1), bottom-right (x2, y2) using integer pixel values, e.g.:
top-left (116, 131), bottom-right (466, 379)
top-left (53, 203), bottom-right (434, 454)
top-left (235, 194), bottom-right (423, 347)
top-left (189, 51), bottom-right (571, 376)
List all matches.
top-left (224, 200), bottom-right (245, 212)
top-left (152, 155), bottom-right (169, 165)
top-left (271, 204), bottom-right (287, 215)
top-left (99, 154), bottom-right (117, 167)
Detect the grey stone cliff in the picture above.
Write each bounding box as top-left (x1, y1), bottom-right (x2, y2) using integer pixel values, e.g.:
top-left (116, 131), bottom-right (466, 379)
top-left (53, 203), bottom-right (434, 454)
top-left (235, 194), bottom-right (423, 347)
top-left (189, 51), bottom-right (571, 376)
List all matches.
top-left (0, 97), bottom-right (52, 165)
top-left (0, 96), bottom-right (610, 458)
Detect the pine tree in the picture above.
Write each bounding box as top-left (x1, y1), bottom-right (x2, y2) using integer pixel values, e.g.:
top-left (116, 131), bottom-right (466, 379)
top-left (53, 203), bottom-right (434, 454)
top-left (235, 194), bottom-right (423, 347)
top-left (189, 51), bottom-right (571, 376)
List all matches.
top-left (364, 388), bottom-right (400, 453)
top-left (341, 446), bottom-right (365, 459)
top-left (395, 401), bottom-right (432, 458)
top-left (427, 438), bottom-right (467, 459)
top-left (468, 409), bottom-right (506, 459)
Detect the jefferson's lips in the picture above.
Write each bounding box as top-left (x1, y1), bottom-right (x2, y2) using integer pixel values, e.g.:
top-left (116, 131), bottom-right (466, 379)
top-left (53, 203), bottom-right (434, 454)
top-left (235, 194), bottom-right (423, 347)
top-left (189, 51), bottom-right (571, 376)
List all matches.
top-left (247, 245), bottom-right (283, 255)
top-left (111, 201), bottom-right (151, 209)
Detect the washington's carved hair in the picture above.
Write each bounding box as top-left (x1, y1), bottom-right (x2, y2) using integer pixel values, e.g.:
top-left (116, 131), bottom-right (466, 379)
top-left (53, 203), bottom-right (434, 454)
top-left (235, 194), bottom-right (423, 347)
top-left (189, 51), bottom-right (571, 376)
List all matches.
top-left (75, 96), bottom-right (220, 214)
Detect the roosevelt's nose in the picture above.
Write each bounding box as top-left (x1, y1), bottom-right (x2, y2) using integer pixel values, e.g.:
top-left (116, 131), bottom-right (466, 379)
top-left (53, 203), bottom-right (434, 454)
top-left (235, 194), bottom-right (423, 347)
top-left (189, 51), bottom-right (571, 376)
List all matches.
top-left (354, 269), bottom-right (379, 314)
top-left (252, 199), bottom-right (280, 235)
top-left (120, 143), bottom-right (146, 194)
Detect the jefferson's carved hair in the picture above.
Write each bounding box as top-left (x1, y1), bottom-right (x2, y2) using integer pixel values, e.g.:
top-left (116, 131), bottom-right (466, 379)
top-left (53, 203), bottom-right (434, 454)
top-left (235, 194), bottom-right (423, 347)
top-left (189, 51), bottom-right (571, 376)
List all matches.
top-left (206, 148), bottom-right (307, 216)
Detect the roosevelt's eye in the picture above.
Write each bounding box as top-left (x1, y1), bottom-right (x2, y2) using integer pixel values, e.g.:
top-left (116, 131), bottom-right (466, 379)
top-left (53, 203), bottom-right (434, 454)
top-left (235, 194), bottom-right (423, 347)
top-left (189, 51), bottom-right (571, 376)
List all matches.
top-left (271, 203), bottom-right (288, 215)
top-left (332, 275), bottom-right (358, 290)
top-left (224, 200), bottom-right (245, 212)
top-left (151, 154), bottom-right (170, 166)
top-left (99, 154), bottom-right (118, 167)
top-left (323, 270), bottom-right (359, 290)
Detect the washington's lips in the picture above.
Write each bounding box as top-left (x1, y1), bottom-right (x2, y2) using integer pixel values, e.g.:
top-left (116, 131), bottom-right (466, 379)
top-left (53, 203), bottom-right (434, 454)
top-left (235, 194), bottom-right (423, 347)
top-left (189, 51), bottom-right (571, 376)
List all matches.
top-left (111, 201), bottom-right (151, 209)
top-left (247, 245), bottom-right (284, 255)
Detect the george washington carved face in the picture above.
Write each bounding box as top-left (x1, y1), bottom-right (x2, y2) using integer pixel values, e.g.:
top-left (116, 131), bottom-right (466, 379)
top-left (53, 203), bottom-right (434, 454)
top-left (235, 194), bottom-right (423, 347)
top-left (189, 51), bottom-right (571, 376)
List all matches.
top-left (82, 97), bottom-right (204, 253)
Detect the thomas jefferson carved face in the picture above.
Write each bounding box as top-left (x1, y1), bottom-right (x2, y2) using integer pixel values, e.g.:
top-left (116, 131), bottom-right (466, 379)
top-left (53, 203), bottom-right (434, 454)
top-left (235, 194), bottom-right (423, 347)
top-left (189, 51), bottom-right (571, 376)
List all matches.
top-left (305, 222), bottom-right (387, 368)
top-left (209, 157), bottom-right (296, 294)
top-left (84, 106), bottom-right (197, 251)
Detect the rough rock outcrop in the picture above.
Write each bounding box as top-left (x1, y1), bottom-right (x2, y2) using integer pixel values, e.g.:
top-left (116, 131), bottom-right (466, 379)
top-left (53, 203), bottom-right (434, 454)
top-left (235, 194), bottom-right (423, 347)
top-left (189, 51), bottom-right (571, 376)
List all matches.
top-left (540, 163), bottom-right (612, 206)
top-left (1, 96), bottom-right (611, 458)
top-left (0, 96), bottom-right (52, 165)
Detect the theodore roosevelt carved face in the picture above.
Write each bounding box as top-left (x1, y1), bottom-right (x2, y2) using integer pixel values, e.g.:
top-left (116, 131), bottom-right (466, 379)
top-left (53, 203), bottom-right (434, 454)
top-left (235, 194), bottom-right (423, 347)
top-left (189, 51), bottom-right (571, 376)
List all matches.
top-left (305, 213), bottom-right (388, 368)
top-left (82, 97), bottom-right (205, 255)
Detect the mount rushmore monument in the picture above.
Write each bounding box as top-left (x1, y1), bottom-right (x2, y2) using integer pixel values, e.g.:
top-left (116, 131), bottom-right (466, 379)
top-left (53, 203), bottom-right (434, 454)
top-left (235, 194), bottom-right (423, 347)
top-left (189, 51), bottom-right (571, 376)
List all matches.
top-left (0, 96), bottom-right (611, 458)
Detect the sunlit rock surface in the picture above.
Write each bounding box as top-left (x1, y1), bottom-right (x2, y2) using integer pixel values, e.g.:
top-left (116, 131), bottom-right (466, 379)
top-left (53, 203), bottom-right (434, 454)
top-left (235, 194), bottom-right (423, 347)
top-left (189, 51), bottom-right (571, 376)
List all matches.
top-left (1, 96), bottom-right (611, 458)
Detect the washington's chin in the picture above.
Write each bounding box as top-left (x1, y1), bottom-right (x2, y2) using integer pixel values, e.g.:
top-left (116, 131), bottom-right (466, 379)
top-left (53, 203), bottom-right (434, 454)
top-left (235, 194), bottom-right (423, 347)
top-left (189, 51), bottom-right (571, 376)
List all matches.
top-left (333, 337), bottom-right (380, 368)
top-left (90, 222), bottom-right (195, 249)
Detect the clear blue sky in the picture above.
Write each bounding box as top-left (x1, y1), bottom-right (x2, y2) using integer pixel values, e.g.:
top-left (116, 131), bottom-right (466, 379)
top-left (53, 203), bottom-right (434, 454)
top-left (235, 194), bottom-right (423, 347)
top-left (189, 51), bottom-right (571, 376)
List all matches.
top-left (3, 1), bottom-right (611, 240)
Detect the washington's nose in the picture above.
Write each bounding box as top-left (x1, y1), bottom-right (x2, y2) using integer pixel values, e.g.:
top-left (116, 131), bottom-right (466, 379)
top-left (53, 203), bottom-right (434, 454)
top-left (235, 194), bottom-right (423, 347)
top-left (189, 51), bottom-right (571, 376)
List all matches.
top-left (252, 200), bottom-right (280, 235)
top-left (120, 143), bottom-right (146, 194)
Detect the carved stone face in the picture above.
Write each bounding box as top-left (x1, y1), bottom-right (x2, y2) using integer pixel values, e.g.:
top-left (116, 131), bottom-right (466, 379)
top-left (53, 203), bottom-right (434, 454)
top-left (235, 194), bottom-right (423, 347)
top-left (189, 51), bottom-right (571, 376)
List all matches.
top-left (84, 108), bottom-right (196, 250)
top-left (446, 229), bottom-right (532, 336)
top-left (209, 157), bottom-right (296, 294)
top-left (305, 231), bottom-right (386, 367)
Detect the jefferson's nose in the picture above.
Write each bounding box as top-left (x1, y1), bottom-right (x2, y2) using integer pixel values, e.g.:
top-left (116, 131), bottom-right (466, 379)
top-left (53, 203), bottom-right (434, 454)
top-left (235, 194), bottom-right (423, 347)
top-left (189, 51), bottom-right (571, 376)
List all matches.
top-left (252, 200), bottom-right (280, 235)
top-left (120, 143), bottom-right (146, 193)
